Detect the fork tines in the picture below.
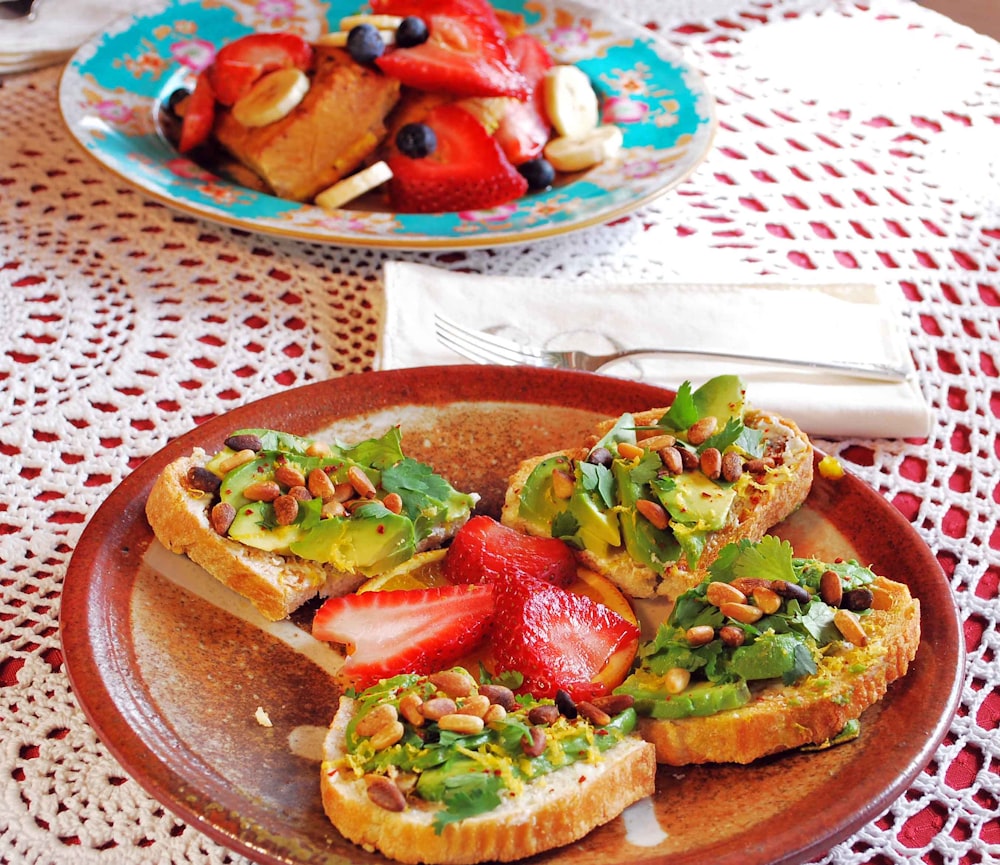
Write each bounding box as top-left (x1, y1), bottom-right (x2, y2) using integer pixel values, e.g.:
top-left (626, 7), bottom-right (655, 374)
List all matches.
top-left (433, 313), bottom-right (538, 367)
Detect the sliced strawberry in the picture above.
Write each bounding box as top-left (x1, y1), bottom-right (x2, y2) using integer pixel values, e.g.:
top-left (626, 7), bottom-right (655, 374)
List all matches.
top-left (313, 584), bottom-right (493, 689)
top-left (373, 0), bottom-right (528, 99)
top-left (444, 516), bottom-right (577, 588)
top-left (386, 103), bottom-right (527, 212)
top-left (493, 33), bottom-right (553, 165)
top-left (207, 32), bottom-right (314, 106)
top-left (490, 575), bottom-right (640, 701)
top-left (178, 71), bottom-right (216, 153)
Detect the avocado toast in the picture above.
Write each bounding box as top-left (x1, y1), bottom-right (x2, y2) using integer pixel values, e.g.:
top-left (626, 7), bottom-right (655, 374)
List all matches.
top-left (145, 426), bottom-right (478, 621)
top-left (501, 375), bottom-right (814, 601)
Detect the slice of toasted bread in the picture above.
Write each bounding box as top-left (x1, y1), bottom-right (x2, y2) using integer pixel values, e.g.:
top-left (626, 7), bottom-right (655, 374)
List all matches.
top-left (145, 449), bottom-right (366, 620)
top-left (636, 575), bottom-right (920, 765)
top-left (213, 46), bottom-right (401, 201)
top-left (502, 408), bottom-right (813, 601)
top-left (319, 695), bottom-right (657, 865)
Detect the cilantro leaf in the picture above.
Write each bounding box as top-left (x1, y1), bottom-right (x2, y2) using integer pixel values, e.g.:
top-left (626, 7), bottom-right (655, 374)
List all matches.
top-left (579, 461), bottom-right (616, 509)
top-left (709, 536), bottom-right (797, 585)
top-left (551, 510), bottom-right (582, 546)
top-left (657, 381), bottom-right (698, 430)
top-left (342, 426), bottom-right (405, 469)
top-left (698, 416), bottom-right (744, 455)
top-left (628, 449), bottom-right (662, 486)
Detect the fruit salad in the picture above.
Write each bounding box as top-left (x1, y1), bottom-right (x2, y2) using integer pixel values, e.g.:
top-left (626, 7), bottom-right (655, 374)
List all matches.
top-left (162, 0), bottom-right (624, 214)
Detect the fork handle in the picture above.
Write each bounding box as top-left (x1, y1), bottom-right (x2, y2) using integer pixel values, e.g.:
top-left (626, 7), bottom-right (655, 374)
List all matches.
top-left (596, 349), bottom-right (912, 383)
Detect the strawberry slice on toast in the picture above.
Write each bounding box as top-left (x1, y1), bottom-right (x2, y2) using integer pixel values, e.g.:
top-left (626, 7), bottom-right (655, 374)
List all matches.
top-left (373, 0), bottom-right (528, 99)
top-left (386, 103), bottom-right (528, 212)
top-left (207, 32), bottom-right (314, 106)
top-left (490, 575), bottom-right (641, 702)
top-left (444, 515), bottom-right (577, 587)
top-left (313, 584), bottom-right (494, 689)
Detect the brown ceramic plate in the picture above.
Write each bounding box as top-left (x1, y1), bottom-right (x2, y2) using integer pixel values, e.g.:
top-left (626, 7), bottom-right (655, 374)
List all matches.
top-left (61, 367), bottom-right (962, 865)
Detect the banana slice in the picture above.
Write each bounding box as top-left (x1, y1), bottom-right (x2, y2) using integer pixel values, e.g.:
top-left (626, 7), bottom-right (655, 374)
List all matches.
top-left (314, 29), bottom-right (397, 48)
top-left (314, 161), bottom-right (393, 211)
top-left (339, 14), bottom-right (405, 30)
top-left (543, 125), bottom-right (624, 172)
top-left (543, 65), bottom-right (599, 138)
top-left (231, 67), bottom-right (310, 128)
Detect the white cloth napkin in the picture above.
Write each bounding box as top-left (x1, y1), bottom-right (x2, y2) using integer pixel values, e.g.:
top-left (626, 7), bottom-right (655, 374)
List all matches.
top-left (377, 261), bottom-right (933, 439)
top-left (0, 0), bottom-right (147, 73)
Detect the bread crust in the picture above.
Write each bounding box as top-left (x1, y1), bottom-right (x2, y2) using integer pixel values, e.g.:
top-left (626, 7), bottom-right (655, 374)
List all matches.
top-left (320, 697), bottom-right (657, 864)
top-left (145, 449), bottom-right (366, 621)
top-left (502, 409), bottom-right (813, 601)
top-left (638, 576), bottom-right (921, 765)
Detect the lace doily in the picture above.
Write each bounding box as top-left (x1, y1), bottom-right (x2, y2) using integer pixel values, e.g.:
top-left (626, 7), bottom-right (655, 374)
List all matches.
top-left (1, 1), bottom-right (997, 863)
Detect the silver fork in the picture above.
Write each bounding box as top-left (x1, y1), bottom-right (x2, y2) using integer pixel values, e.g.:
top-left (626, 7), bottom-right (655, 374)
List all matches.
top-left (433, 314), bottom-right (911, 382)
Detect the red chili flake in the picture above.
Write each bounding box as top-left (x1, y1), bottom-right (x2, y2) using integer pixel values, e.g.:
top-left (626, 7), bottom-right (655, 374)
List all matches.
top-left (377, 524), bottom-right (385, 534)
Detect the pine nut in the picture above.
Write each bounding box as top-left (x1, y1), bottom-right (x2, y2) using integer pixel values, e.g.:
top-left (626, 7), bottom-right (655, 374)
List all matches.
top-left (321, 499), bottom-right (347, 518)
top-left (522, 726), bottom-right (546, 757)
top-left (224, 433), bottom-right (263, 452)
top-left (722, 451), bottom-right (744, 482)
top-left (307, 467), bottom-right (337, 501)
top-left (700, 447), bottom-right (722, 480)
top-left (210, 501), bottom-right (236, 535)
top-left (348, 465), bottom-right (378, 499)
top-left (274, 464), bottom-right (306, 488)
top-left (287, 485), bottom-right (313, 501)
top-left (438, 713), bottom-right (485, 735)
top-left (365, 775), bottom-right (406, 812)
top-left (420, 697), bottom-right (458, 720)
top-left (706, 581), bottom-right (747, 607)
top-left (334, 482), bottom-right (355, 502)
top-left (731, 577), bottom-right (772, 595)
top-left (635, 498), bottom-right (670, 530)
top-left (663, 667), bottom-right (691, 694)
top-left (678, 447), bottom-right (700, 470)
top-left (551, 469), bottom-right (575, 499)
top-left (640, 433), bottom-right (677, 450)
top-left (719, 625), bottom-right (746, 647)
top-left (218, 448), bottom-right (257, 474)
top-left (243, 480), bottom-right (281, 502)
top-left (186, 465), bottom-right (221, 493)
top-left (659, 445), bottom-right (683, 475)
top-left (429, 669), bottom-right (476, 697)
top-left (843, 587), bottom-right (874, 612)
top-left (576, 701), bottom-right (611, 726)
top-left (272, 493), bottom-right (299, 526)
top-left (382, 492), bottom-right (403, 514)
top-left (687, 416), bottom-right (718, 445)
top-left (369, 719), bottom-right (405, 750)
top-left (398, 692), bottom-right (424, 727)
top-left (834, 608), bottom-right (868, 646)
top-left (686, 624), bottom-right (716, 646)
top-left (457, 694), bottom-right (491, 718)
top-left (720, 602), bottom-right (764, 624)
top-left (528, 704), bottom-right (560, 725)
top-left (483, 704), bottom-right (507, 724)
top-left (478, 684), bottom-right (516, 710)
top-left (617, 441), bottom-right (645, 460)
top-left (752, 586), bottom-right (782, 615)
top-left (820, 570), bottom-right (843, 607)
top-left (355, 703), bottom-right (399, 737)
top-left (305, 441), bottom-right (332, 457)
top-left (590, 694), bottom-right (634, 715)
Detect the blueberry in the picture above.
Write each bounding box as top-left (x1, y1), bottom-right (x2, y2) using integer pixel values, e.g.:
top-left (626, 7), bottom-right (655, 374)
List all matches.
top-left (346, 23), bottom-right (385, 64)
top-left (396, 122), bottom-right (438, 158)
top-left (517, 157), bottom-right (556, 190)
top-left (396, 16), bottom-right (429, 48)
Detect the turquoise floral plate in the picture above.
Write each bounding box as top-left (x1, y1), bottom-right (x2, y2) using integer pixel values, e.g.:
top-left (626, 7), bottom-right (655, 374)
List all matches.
top-left (58, 0), bottom-right (716, 249)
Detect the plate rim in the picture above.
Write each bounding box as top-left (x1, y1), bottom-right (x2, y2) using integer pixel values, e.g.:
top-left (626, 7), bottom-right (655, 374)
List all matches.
top-left (60, 366), bottom-right (964, 865)
top-left (56, 0), bottom-right (718, 250)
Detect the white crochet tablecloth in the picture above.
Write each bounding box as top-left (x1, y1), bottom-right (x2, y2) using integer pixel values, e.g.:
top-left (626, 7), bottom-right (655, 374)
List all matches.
top-left (2, 1), bottom-right (998, 863)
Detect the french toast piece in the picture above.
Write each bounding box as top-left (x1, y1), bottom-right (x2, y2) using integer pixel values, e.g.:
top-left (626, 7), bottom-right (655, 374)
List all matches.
top-left (637, 575), bottom-right (921, 765)
top-left (213, 46), bottom-right (401, 202)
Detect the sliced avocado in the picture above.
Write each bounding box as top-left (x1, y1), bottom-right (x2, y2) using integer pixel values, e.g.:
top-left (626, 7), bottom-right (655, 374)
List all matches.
top-left (288, 502), bottom-right (414, 576)
top-left (652, 472), bottom-right (736, 532)
top-left (517, 456), bottom-right (573, 534)
top-left (613, 459), bottom-right (681, 575)
top-left (616, 671), bottom-right (751, 718)
top-left (730, 632), bottom-right (816, 682)
top-left (227, 501), bottom-right (306, 553)
top-left (692, 375), bottom-right (745, 425)
top-left (568, 487), bottom-right (621, 553)
top-left (593, 412), bottom-right (638, 450)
